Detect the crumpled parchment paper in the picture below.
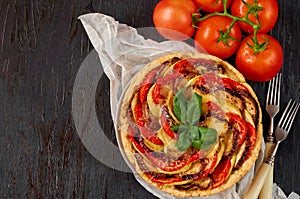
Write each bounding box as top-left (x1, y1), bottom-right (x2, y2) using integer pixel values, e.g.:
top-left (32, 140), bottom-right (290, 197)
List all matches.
top-left (78, 13), bottom-right (298, 199)
top-left (273, 184), bottom-right (299, 199)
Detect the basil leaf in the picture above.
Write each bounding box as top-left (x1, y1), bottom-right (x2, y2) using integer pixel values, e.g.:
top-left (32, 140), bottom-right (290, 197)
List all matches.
top-left (173, 89), bottom-right (187, 123)
top-left (170, 125), bottom-right (180, 131)
top-left (200, 128), bottom-right (217, 150)
top-left (180, 125), bottom-right (192, 132)
top-left (171, 124), bottom-right (190, 132)
top-left (192, 139), bottom-right (202, 149)
top-left (173, 89), bottom-right (217, 151)
top-left (198, 127), bottom-right (208, 134)
top-left (175, 131), bottom-right (192, 151)
top-left (189, 126), bottom-right (199, 140)
top-left (186, 93), bottom-right (202, 126)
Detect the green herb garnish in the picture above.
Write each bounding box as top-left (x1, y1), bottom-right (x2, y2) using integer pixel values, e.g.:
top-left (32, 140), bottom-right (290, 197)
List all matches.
top-left (172, 89), bottom-right (217, 151)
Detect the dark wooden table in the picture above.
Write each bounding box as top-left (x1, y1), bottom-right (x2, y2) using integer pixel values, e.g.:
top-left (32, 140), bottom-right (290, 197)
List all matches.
top-left (1, 0), bottom-right (299, 198)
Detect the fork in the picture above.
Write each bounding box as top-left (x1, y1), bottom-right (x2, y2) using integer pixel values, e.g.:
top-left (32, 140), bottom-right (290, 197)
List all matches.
top-left (265, 73), bottom-right (282, 143)
top-left (260, 73), bottom-right (282, 199)
top-left (245, 99), bottom-right (300, 199)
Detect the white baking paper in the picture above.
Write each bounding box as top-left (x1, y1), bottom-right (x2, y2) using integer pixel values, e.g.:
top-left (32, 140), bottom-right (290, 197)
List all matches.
top-left (273, 184), bottom-right (300, 199)
top-left (78, 13), bottom-right (296, 199)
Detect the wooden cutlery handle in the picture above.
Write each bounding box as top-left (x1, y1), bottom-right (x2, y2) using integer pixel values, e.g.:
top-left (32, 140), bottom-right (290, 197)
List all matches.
top-left (259, 143), bottom-right (275, 199)
top-left (244, 163), bottom-right (271, 199)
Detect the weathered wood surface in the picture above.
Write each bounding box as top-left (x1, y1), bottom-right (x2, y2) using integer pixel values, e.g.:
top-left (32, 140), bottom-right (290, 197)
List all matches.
top-left (0, 0), bottom-right (299, 198)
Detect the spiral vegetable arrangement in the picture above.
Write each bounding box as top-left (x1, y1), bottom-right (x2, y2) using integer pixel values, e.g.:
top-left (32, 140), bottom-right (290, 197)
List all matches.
top-left (119, 53), bottom-right (263, 197)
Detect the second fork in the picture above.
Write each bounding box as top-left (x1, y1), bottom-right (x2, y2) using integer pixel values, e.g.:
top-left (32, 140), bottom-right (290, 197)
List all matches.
top-left (260, 73), bottom-right (282, 199)
top-left (245, 99), bottom-right (300, 199)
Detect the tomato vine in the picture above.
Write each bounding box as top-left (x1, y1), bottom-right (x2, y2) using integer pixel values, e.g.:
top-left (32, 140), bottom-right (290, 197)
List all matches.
top-left (192, 0), bottom-right (268, 54)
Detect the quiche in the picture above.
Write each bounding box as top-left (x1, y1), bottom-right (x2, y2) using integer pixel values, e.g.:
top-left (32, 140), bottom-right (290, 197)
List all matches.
top-left (118, 52), bottom-right (262, 197)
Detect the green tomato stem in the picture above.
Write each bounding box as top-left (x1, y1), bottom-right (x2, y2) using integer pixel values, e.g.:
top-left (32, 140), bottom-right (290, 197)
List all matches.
top-left (223, 0), bottom-right (228, 15)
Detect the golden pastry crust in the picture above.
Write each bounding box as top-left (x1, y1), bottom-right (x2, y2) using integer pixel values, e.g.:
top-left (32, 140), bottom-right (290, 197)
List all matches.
top-left (118, 52), bottom-right (262, 197)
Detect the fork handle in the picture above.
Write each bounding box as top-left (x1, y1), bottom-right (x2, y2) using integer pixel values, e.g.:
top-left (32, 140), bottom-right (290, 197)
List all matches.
top-left (244, 163), bottom-right (272, 199)
top-left (259, 165), bottom-right (274, 199)
top-left (267, 118), bottom-right (275, 143)
top-left (259, 143), bottom-right (275, 199)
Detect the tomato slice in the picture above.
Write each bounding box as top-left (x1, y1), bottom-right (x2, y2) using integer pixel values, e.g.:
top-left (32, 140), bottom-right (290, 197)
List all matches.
top-left (211, 157), bottom-right (231, 188)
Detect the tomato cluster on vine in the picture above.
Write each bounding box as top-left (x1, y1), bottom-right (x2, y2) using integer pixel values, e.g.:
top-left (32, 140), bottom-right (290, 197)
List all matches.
top-left (153, 0), bottom-right (283, 82)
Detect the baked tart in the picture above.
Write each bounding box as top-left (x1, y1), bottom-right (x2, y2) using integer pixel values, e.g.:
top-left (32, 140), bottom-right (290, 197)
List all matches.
top-left (118, 52), bottom-right (262, 197)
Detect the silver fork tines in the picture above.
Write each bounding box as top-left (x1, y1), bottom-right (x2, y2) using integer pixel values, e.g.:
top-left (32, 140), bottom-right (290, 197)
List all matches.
top-left (265, 99), bottom-right (300, 165)
top-left (266, 73), bottom-right (281, 107)
top-left (276, 99), bottom-right (300, 139)
top-left (266, 73), bottom-right (282, 142)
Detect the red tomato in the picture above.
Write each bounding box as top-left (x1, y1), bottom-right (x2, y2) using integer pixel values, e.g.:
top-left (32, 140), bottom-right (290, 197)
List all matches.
top-left (153, 0), bottom-right (197, 40)
top-left (231, 0), bottom-right (278, 33)
top-left (194, 16), bottom-right (242, 59)
top-left (193, 0), bottom-right (233, 12)
top-left (235, 34), bottom-right (283, 82)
